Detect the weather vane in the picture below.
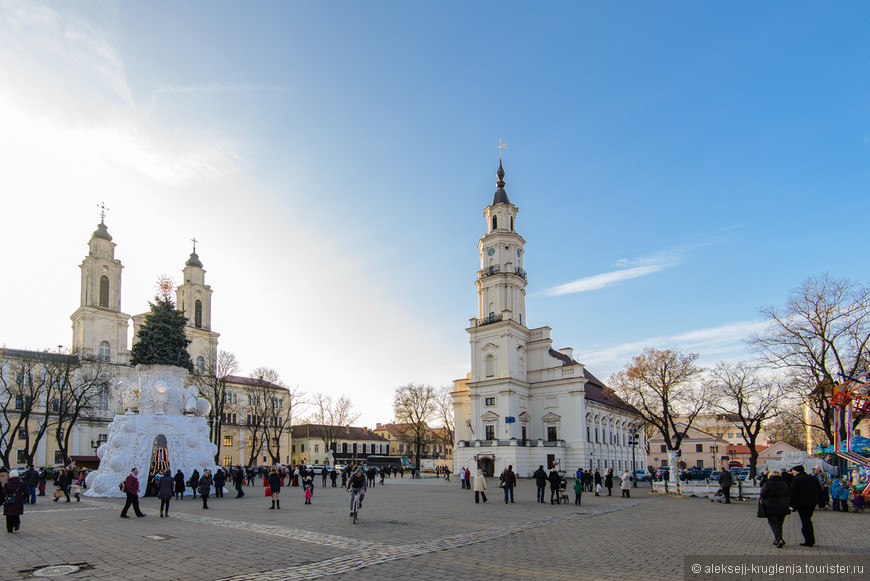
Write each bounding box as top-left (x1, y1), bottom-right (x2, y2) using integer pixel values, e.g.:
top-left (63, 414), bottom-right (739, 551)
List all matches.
top-left (155, 275), bottom-right (175, 301)
top-left (497, 139), bottom-right (509, 159)
top-left (97, 202), bottom-right (109, 224)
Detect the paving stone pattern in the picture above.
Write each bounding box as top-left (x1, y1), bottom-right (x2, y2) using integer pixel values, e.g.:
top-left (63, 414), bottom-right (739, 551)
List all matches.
top-left (0, 478), bottom-right (865, 581)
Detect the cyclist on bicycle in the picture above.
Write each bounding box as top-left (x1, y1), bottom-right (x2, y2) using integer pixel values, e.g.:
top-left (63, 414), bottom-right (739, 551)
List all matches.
top-left (346, 467), bottom-right (367, 517)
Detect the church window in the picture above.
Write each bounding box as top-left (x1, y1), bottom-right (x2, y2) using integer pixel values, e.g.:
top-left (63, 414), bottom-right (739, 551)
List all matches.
top-left (485, 425), bottom-right (495, 440)
top-left (484, 355), bottom-right (495, 377)
top-left (510, 217), bottom-right (514, 231)
top-left (99, 275), bottom-right (109, 307)
top-left (195, 356), bottom-right (205, 374)
top-left (547, 427), bottom-right (557, 441)
top-left (195, 300), bottom-right (203, 328)
top-left (485, 397), bottom-right (495, 406)
top-left (98, 341), bottom-right (111, 362)
top-left (491, 215), bottom-right (497, 231)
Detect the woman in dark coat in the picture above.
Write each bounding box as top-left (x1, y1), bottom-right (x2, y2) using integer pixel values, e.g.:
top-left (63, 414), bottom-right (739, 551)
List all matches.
top-left (189, 469), bottom-right (200, 500)
top-left (173, 470), bottom-right (185, 500)
top-left (604, 469), bottom-right (614, 496)
top-left (213, 468), bottom-right (226, 498)
top-left (267, 468), bottom-right (282, 510)
top-left (3, 470), bottom-right (26, 533)
top-left (198, 469), bottom-right (212, 509)
top-left (759, 471), bottom-right (790, 548)
top-left (157, 469), bottom-right (173, 518)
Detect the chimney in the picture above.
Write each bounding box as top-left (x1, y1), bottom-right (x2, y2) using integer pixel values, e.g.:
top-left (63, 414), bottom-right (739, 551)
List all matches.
top-left (559, 348), bottom-right (574, 361)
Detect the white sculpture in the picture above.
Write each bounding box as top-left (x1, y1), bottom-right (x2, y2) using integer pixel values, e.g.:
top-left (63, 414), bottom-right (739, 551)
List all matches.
top-left (85, 364), bottom-right (218, 498)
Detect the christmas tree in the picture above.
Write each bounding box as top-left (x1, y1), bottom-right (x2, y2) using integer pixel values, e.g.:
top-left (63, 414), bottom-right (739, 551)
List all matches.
top-left (130, 278), bottom-right (194, 372)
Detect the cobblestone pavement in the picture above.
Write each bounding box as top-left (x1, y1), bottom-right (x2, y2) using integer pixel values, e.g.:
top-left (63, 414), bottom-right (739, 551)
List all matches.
top-left (1, 478), bottom-right (866, 580)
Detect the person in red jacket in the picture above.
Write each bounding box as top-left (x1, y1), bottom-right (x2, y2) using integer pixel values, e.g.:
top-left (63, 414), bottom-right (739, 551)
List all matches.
top-left (120, 468), bottom-right (146, 518)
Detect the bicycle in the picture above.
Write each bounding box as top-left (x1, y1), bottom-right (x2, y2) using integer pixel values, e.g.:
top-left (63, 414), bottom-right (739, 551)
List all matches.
top-left (348, 487), bottom-right (364, 524)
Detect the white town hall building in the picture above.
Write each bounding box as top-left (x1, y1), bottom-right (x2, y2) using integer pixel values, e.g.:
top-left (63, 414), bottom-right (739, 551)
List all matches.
top-left (452, 161), bottom-right (644, 478)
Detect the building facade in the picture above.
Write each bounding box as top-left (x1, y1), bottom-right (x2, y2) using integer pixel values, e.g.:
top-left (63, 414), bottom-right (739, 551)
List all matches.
top-left (289, 424), bottom-right (389, 466)
top-left (452, 162), bottom-right (643, 478)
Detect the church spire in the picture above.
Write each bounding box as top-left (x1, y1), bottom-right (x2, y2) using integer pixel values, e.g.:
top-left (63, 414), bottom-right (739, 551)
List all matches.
top-left (492, 158), bottom-right (510, 205)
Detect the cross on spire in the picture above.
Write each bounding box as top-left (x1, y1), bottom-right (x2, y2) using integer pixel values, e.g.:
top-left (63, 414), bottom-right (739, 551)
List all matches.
top-left (191, 237), bottom-right (198, 253)
top-left (497, 139), bottom-right (509, 159)
top-left (97, 202), bottom-right (109, 224)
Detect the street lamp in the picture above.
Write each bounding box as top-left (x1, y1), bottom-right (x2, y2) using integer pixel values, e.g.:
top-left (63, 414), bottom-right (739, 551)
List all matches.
top-left (628, 427), bottom-right (639, 488)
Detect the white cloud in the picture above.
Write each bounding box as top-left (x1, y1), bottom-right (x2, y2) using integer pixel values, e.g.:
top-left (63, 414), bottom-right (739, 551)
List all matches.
top-left (575, 320), bottom-right (769, 379)
top-left (540, 263), bottom-right (670, 296)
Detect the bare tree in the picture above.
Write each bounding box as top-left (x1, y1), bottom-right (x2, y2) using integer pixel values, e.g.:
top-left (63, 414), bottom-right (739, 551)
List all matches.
top-left (47, 350), bottom-right (112, 466)
top-left (307, 394), bottom-right (359, 464)
top-left (434, 386), bottom-right (454, 447)
top-left (263, 384), bottom-right (306, 465)
top-left (0, 349), bottom-right (51, 467)
top-left (241, 379), bottom-right (273, 467)
top-left (195, 350), bottom-right (240, 462)
top-left (764, 401), bottom-right (808, 452)
top-left (752, 274), bottom-right (870, 445)
top-left (250, 367), bottom-right (282, 385)
top-left (610, 348), bottom-right (706, 480)
top-left (393, 383), bottom-right (437, 471)
top-left (708, 362), bottom-right (783, 477)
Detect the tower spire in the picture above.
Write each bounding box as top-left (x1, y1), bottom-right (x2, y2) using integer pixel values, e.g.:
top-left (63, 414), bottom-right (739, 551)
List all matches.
top-left (492, 158), bottom-right (510, 205)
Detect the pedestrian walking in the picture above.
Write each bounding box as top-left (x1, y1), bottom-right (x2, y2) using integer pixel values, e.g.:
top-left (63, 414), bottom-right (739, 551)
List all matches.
top-left (594, 469), bottom-right (602, 496)
top-left (213, 467), bottom-right (226, 498)
top-left (759, 470), bottom-right (790, 548)
top-left (120, 467), bottom-right (146, 518)
top-left (473, 469), bottom-right (488, 504)
top-left (2, 470), bottom-right (25, 533)
top-left (199, 469), bottom-right (213, 509)
top-left (174, 470), bottom-right (185, 500)
top-left (321, 467), bottom-right (328, 487)
top-left (500, 465), bottom-right (516, 504)
top-left (268, 467), bottom-right (282, 510)
top-left (459, 467), bottom-right (466, 490)
top-left (189, 469), bottom-right (200, 500)
top-left (233, 466), bottom-right (245, 498)
top-left (533, 465), bottom-right (547, 503)
top-left (54, 466), bottom-right (71, 503)
top-left (789, 465), bottom-right (827, 547)
top-left (548, 467), bottom-right (561, 504)
top-left (304, 484), bottom-right (313, 504)
top-left (604, 468), bottom-right (614, 496)
top-left (718, 467), bottom-right (733, 504)
top-left (620, 469), bottom-right (632, 498)
top-left (21, 465), bottom-right (38, 505)
top-left (573, 476), bottom-right (583, 505)
top-left (157, 469), bottom-right (173, 518)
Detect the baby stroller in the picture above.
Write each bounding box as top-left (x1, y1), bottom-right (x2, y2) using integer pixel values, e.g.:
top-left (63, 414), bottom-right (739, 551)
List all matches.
top-left (708, 488), bottom-right (725, 503)
top-left (559, 475), bottom-right (569, 504)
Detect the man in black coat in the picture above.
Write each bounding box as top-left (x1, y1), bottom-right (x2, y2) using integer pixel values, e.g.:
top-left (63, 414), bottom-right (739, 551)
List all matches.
top-left (789, 465), bottom-right (827, 547)
top-left (548, 467), bottom-right (562, 504)
top-left (213, 468), bottom-right (226, 498)
top-left (533, 465), bottom-right (547, 503)
top-left (718, 467), bottom-right (733, 504)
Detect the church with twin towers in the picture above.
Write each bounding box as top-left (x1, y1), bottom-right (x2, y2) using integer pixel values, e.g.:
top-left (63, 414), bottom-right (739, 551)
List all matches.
top-left (452, 160), bottom-right (644, 478)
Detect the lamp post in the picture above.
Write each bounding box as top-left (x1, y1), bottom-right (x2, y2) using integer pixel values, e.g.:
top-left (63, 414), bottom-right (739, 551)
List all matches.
top-left (629, 427), bottom-right (639, 488)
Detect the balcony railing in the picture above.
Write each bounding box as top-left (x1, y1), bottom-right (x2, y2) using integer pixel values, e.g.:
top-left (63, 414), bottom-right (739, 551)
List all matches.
top-left (479, 265), bottom-right (500, 278)
top-left (476, 313), bottom-right (503, 326)
top-left (514, 268), bottom-right (527, 279)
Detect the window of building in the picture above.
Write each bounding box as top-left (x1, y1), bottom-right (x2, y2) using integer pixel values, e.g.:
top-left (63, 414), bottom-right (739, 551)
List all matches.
top-left (485, 397), bottom-right (495, 406)
top-left (484, 355), bottom-right (495, 378)
top-left (98, 341), bottom-right (111, 362)
top-left (17, 427), bottom-right (26, 440)
top-left (195, 356), bottom-right (205, 374)
top-left (547, 427), bottom-right (557, 442)
top-left (662, 459), bottom-right (669, 467)
top-left (300, 444), bottom-right (305, 453)
top-left (595, 427), bottom-right (599, 443)
top-left (696, 444), bottom-right (703, 453)
top-left (53, 450), bottom-right (63, 464)
top-left (696, 460), bottom-right (704, 468)
top-left (97, 385), bottom-right (110, 410)
top-left (195, 300), bottom-right (203, 328)
top-left (99, 275), bottom-right (109, 308)
top-left (222, 456), bottom-right (233, 466)
top-left (485, 425), bottom-right (495, 440)
top-left (491, 216), bottom-right (497, 231)
top-left (16, 450), bottom-right (27, 464)
top-left (660, 445), bottom-right (667, 453)
top-left (315, 444), bottom-right (319, 453)
top-left (342, 443), bottom-right (348, 453)
top-left (223, 435), bottom-right (233, 446)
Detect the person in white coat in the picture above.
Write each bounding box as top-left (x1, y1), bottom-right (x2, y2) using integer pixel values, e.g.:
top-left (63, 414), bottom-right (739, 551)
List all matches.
top-left (473, 469), bottom-right (488, 504)
top-left (620, 470), bottom-right (632, 498)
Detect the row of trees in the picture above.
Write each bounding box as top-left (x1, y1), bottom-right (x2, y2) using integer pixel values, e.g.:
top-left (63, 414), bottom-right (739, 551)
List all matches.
top-left (0, 348), bottom-right (112, 467)
top-left (612, 274), bottom-right (870, 478)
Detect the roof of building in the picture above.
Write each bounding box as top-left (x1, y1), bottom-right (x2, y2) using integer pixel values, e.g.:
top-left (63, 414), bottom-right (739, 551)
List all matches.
top-left (185, 251), bottom-right (203, 268)
top-left (492, 159), bottom-right (510, 205)
top-left (291, 424), bottom-right (388, 442)
top-left (224, 375), bottom-right (285, 391)
top-left (92, 221), bottom-right (112, 241)
top-left (727, 444), bottom-right (769, 454)
top-left (582, 369), bottom-right (640, 416)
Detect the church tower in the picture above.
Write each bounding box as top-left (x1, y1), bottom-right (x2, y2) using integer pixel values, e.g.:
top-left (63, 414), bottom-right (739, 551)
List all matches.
top-left (467, 160), bottom-right (531, 388)
top-left (176, 243), bottom-right (219, 374)
top-left (70, 218), bottom-right (131, 363)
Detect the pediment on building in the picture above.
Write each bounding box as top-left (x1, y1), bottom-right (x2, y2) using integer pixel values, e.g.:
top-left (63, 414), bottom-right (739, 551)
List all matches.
top-left (482, 342), bottom-right (499, 352)
top-left (541, 412), bottom-right (561, 422)
top-left (480, 411), bottom-right (500, 422)
top-left (518, 411), bottom-right (530, 422)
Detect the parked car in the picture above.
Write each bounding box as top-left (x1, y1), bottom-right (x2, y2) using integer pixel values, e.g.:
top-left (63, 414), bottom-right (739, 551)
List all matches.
top-left (687, 469), bottom-right (707, 480)
top-left (737, 468), bottom-right (751, 481)
top-left (634, 469), bottom-right (651, 482)
top-left (709, 470), bottom-right (721, 481)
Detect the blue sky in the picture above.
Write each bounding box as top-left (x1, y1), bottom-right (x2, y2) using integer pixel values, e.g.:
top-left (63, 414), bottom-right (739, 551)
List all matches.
top-left (2, 1), bottom-right (869, 426)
